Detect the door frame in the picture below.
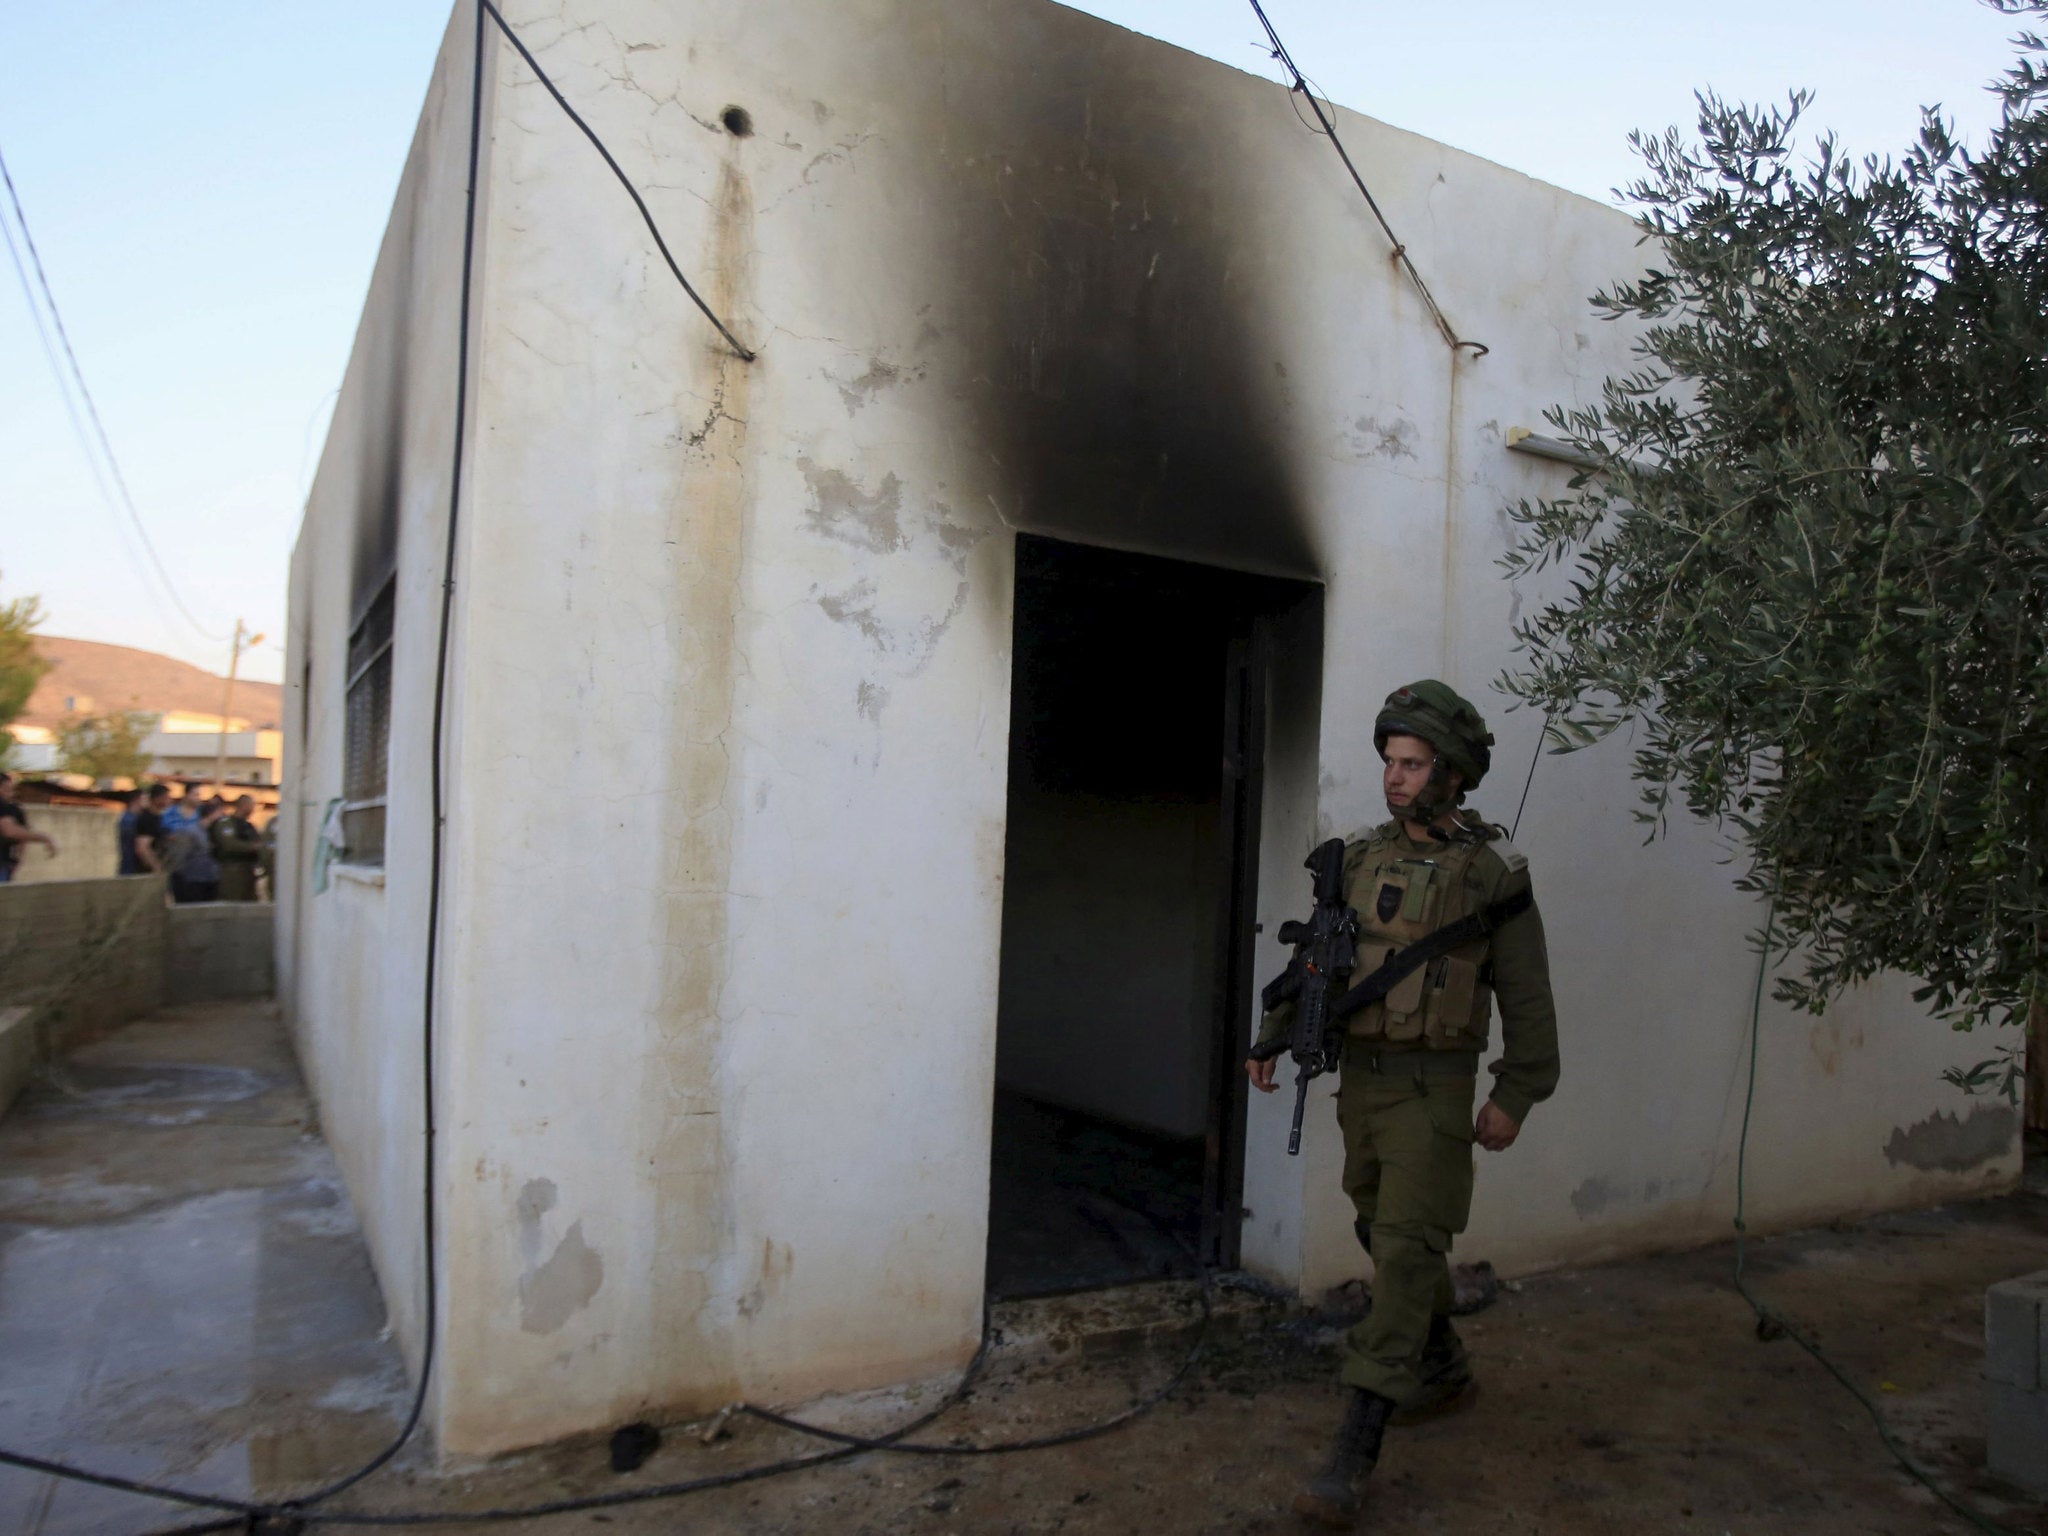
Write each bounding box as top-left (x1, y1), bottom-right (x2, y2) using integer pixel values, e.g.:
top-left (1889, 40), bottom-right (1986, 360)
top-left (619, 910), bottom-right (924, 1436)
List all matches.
top-left (1200, 619), bottom-right (1271, 1270)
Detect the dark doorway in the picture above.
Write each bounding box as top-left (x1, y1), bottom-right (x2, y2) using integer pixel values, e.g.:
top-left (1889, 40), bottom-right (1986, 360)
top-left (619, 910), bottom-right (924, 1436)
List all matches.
top-left (985, 535), bottom-right (1311, 1299)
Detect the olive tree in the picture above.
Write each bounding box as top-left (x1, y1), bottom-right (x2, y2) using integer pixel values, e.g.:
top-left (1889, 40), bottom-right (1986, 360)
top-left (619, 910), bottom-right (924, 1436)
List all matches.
top-left (1501, 2), bottom-right (2048, 1096)
top-left (56, 710), bottom-right (155, 785)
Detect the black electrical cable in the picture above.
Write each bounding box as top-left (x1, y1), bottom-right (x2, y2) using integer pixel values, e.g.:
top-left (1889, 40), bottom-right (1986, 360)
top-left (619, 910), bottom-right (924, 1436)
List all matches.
top-left (1245, 0), bottom-right (1486, 359)
top-left (24, 6), bottom-right (1205, 1530)
top-left (0, 4), bottom-right (494, 1520)
top-left (289, 0), bottom-right (490, 1500)
top-left (1730, 903), bottom-right (2019, 1536)
top-left (740, 1270), bottom-right (1213, 1456)
top-left (136, 1274), bottom-right (1214, 1532)
top-left (477, 0), bottom-right (755, 361)
top-left (1509, 715), bottom-right (1547, 841)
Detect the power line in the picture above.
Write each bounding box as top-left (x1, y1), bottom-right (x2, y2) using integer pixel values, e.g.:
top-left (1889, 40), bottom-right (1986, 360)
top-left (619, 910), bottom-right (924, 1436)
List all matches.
top-left (1245, 0), bottom-right (1488, 359)
top-left (0, 201), bottom-right (189, 648)
top-left (0, 143), bottom-right (223, 642)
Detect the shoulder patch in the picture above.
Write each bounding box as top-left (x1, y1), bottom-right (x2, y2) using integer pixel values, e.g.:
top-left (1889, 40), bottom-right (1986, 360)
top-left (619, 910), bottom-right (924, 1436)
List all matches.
top-left (1348, 820), bottom-right (1398, 852)
top-left (1488, 834), bottom-right (1529, 875)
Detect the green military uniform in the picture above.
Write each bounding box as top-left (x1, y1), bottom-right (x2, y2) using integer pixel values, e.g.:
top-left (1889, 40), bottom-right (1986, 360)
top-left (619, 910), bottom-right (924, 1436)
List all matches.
top-left (1263, 679), bottom-right (1561, 1529)
top-left (211, 814), bottom-right (263, 903)
top-left (1256, 809), bottom-right (1558, 1403)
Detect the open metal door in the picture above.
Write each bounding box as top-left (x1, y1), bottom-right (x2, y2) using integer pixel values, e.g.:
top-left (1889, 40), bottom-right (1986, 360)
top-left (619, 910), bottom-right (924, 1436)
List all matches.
top-left (1200, 618), bottom-right (1270, 1271)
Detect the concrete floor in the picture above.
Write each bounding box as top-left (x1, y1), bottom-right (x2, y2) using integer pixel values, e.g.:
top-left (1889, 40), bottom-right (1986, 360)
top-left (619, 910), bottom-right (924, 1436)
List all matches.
top-left (2, 999), bottom-right (2046, 1535)
top-left (0, 999), bottom-right (410, 1535)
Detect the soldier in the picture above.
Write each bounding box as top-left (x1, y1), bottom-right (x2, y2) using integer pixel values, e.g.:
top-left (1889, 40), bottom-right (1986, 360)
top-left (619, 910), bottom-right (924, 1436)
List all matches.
top-left (210, 795), bottom-right (264, 902)
top-left (1246, 680), bottom-right (1559, 1527)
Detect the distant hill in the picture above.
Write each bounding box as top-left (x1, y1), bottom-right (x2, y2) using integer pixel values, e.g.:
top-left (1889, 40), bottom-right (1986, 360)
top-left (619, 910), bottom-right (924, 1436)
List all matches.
top-left (21, 637), bottom-right (285, 731)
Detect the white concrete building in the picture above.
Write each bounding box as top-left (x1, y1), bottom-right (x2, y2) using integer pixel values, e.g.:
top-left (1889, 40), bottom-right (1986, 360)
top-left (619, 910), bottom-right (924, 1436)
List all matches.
top-left (279, 0), bottom-right (2022, 1459)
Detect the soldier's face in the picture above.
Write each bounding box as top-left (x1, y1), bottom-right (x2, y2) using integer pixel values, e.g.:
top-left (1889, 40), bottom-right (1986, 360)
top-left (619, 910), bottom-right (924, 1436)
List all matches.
top-left (1382, 734), bottom-right (1458, 814)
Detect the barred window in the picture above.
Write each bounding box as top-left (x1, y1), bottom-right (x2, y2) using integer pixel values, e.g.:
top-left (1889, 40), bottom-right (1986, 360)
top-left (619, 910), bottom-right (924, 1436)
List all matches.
top-left (341, 577), bottom-right (395, 865)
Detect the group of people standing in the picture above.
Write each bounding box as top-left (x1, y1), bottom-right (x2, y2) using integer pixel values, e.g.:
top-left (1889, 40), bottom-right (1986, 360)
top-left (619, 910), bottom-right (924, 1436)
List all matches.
top-left (118, 782), bottom-right (268, 902)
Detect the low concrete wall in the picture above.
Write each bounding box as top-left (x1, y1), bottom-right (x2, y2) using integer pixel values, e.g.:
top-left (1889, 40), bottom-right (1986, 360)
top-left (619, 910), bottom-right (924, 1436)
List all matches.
top-left (6, 805), bottom-right (120, 884)
top-left (167, 903), bottom-right (275, 1005)
top-left (0, 1007), bottom-right (32, 1120)
top-left (0, 876), bottom-right (169, 1055)
top-left (0, 878), bottom-right (280, 1121)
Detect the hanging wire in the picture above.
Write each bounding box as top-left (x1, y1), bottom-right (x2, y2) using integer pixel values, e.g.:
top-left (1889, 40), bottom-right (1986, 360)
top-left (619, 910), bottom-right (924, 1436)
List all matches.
top-left (0, 206), bottom-right (187, 649)
top-left (1731, 898), bottom-right (2019, 1536)
top-left (5, 8), bottom-right (1207, 1530)
top-left (1244, 0), bottom-right (1487, 359)
top-left (1508, 717), bottom-right (1547, 841)
top-left (0, 145), bottom-right (224, 642)
top-left (478, 0), bottom-right (755, 361)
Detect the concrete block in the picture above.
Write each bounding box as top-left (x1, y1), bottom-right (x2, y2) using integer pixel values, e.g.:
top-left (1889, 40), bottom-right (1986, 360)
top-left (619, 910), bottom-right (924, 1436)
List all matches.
top-left (0, 1006), bottom-right (34, 1121)
top-left (1987, 1272), bottom-right (2048, 1390)
top-left (1987, 1380), bottom-right (2048, 1496)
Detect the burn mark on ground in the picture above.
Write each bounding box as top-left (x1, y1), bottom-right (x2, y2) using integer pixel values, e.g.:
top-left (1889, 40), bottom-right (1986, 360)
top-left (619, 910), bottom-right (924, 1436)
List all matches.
top-left (1882, 1103), bottom-right (2018, 1172)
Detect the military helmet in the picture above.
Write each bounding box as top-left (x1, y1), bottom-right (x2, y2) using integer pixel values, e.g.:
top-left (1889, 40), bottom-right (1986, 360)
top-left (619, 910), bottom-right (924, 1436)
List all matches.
top-left (1373, 679), bottom-right (1494, 791)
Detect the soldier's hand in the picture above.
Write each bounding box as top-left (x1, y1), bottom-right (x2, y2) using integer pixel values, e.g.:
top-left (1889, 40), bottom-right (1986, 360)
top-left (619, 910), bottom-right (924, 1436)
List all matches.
top-left (1474, 1101), bottom-right (1520, 1151)
top-left (1245, 1056), bottom-right (1278, 1093)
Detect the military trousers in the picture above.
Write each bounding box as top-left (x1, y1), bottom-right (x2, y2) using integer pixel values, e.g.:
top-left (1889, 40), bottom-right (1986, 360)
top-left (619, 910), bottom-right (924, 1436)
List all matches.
top-left (1334, 1046), bottom-right (1478, 1403)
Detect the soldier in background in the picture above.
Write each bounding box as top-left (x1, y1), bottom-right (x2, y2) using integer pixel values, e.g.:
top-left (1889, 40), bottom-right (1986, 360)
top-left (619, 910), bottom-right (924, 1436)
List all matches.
top-left (211, 795), bottom-right (264, 902)
top-left (1247, 681), bottom-right (1560, 1527)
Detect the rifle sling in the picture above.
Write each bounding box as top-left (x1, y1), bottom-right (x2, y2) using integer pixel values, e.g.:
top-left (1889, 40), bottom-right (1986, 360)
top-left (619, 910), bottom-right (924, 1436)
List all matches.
top-left (1326, 886), bottom-right (1533, 1025)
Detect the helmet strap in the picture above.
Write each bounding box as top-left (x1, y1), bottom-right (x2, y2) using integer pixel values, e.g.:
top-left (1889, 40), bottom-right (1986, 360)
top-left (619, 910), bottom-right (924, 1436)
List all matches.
top-left (1389, 759), bottom-right (1457, 824)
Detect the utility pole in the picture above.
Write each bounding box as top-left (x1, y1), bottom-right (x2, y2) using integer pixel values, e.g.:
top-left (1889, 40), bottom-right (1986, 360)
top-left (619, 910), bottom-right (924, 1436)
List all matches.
top-left (213, 619), bottom-right (264, 794)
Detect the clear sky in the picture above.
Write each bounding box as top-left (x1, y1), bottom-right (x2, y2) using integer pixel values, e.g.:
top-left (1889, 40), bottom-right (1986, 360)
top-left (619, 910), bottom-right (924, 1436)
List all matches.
top-left (0, 1), bottom-right (2026, 686)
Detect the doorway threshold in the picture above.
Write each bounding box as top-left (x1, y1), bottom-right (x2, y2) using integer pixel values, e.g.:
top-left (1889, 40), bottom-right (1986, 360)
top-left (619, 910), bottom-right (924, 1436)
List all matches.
top-left (990, 1275), bottom-right (1281, 1367)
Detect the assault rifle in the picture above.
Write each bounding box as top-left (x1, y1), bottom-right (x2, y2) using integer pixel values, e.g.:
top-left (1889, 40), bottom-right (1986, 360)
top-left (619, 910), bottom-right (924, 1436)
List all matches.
top-left (1251, 831), bottom-right (1538, 1155)
top-left (1252, 838), bottom-right (1357, 1155)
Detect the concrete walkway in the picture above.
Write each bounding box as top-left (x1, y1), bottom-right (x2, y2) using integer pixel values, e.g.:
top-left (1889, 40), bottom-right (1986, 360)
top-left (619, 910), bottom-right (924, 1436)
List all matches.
top-left (0, 998), bottom-right (408, 1535)
top-left (1, 999), bottom-right (2045, 1534)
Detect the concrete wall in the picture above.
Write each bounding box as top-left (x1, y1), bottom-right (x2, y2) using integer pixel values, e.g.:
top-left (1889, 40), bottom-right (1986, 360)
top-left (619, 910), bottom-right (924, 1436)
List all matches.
top-left (994, 790), bottom-right (1218, 1137)
top-left (0, 876), bottom-right (168, 1056)
top-left (0, 1008), bottom-right (31, 1122)
top-left (6, 805), bottom-right (118, 884)
top-left (167, 904), bottom-right (276, 1006)
top-left (0, 879), bottom-right (279, 1126)
top-left (286, 0), bottom-right (2022, 1459)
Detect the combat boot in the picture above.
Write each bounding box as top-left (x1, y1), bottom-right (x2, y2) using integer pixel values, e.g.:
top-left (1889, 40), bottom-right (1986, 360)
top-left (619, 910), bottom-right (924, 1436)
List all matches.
top-left (1393, 1313), bottom-right (1476, 1425)
top-left (1293, 1386), bottom-right (1395, 1527)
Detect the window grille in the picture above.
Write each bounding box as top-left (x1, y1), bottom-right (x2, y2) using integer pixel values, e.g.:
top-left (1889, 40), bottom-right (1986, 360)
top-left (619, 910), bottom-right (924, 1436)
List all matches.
top-left (341, 578), bottom-right (395, 865)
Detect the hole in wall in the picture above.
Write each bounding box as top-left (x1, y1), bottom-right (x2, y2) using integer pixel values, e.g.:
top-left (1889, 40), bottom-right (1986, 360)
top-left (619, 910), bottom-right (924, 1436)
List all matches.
top-left (720, 105), bottom-right (753, 137)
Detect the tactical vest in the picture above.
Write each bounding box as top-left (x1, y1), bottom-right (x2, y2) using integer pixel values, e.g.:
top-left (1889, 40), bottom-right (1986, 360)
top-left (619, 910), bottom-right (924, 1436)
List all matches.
top-left (1340, 819), bottom-right (1510, 1052)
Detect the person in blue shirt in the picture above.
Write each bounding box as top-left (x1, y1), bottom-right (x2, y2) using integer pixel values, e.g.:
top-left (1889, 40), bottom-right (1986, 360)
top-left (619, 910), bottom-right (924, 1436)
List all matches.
top-left (163, 785), bottom-right (222, 902)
